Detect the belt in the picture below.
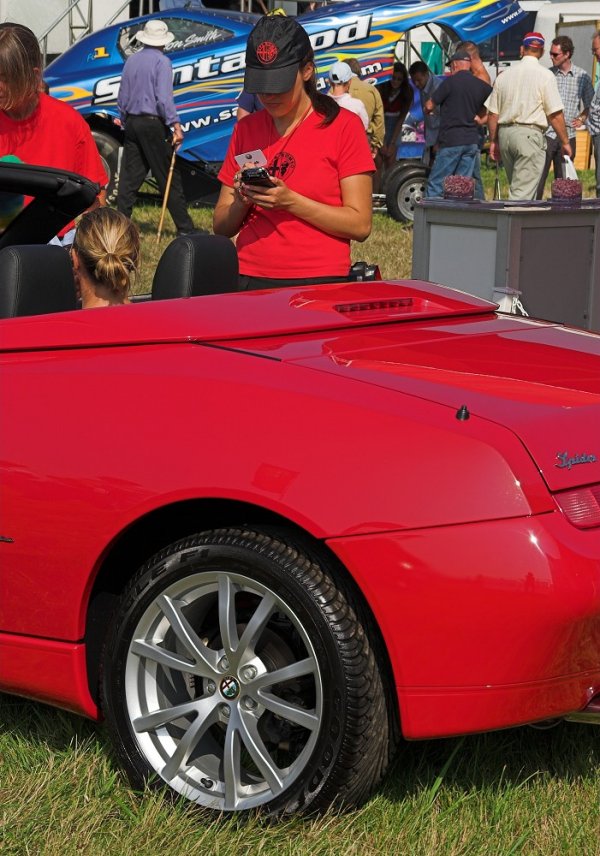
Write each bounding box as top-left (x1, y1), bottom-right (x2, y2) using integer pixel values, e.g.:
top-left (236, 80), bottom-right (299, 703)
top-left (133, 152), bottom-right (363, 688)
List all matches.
top-left (130, 113), bottom-right (163, 120)
top-left (499, 123), bottom-right (545, 133)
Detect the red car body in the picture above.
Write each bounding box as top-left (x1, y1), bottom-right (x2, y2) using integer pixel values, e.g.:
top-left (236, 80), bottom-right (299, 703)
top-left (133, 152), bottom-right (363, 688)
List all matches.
top-left (2, 164), bottom-right (600, 813)
top-left (2, 279), bottom-right (600, 743)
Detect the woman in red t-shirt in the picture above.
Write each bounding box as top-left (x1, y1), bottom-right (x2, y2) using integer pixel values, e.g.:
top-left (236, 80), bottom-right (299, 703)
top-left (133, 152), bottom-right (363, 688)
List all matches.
top-left (0, 23), bottom-right (108, 245)
top-left (214, 16), bottom-right (374, 290)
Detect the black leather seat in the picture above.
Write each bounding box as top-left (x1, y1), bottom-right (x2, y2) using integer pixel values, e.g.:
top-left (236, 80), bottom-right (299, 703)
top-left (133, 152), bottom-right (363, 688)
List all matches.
top-left (0, 244), bottom-right (77, 318)
top-left (152, 234), bottom-right (239, 300)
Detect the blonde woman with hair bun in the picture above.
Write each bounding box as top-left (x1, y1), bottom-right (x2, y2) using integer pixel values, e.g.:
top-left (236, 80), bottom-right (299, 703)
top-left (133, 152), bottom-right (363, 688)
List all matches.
top-left (71, 208), bottom-right (140, 309)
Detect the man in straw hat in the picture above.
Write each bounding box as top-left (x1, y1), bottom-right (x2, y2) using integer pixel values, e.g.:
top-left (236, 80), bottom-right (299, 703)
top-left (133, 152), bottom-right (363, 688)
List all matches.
top-left (485, 32), bottom-right (572, 200)
top-left (117, 19), bottom-right (198, 237)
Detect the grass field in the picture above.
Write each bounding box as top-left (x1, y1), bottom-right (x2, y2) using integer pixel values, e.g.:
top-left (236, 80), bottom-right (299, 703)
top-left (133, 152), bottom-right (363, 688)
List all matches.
top-left (2, 696), bottom-right (600, 854)
top-left (2, 165), bottom-right (600, 855)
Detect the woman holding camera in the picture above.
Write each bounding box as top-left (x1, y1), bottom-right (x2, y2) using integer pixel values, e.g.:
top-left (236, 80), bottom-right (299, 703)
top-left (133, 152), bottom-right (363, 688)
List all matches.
top-left (213, 16), bottom-right (375, 290)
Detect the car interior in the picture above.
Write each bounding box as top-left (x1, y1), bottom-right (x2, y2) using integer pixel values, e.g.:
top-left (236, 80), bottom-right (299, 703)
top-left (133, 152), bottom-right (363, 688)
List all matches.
top-left (0, 163), bottom-right (240, 319)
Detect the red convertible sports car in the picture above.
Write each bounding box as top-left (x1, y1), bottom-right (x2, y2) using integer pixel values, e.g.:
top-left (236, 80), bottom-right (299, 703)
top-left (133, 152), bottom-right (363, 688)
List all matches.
top-left (2, 163), bottom-right (600, 816)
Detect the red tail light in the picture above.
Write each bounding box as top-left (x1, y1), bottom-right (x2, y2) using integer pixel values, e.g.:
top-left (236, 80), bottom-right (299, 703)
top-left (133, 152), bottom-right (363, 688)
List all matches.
top-left (555, 484), bottom-right (600, 529)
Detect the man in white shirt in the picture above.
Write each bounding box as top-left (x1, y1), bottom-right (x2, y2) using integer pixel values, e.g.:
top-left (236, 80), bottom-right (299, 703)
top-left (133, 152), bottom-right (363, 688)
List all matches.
top-left (327, 61), bottom-right (369, 130)
top-left (486, 32), bottom-right (571, 200)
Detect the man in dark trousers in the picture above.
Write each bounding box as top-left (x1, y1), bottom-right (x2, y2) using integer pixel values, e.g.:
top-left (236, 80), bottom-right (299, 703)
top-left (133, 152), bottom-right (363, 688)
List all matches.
top-left (423, 50), bottom-right (492, 197)
top-left (117, 19), bottom-right (198, 236)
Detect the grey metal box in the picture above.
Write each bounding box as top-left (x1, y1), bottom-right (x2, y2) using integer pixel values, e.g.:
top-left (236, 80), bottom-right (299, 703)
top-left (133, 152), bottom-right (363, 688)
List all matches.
top-left (412, 200), bottom-right (600, 331)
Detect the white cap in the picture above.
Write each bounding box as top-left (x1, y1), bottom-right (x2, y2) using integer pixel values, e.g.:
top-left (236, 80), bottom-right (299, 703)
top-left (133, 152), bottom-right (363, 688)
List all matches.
top-left (136, 19), bottom-right (174, 47)
top-left (329, 61), bottom-right (353, 84)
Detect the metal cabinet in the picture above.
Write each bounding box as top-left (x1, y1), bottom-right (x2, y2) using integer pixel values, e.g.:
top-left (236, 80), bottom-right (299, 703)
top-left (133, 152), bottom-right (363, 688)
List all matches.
top-left (412, 200), bottom-right (600, 332)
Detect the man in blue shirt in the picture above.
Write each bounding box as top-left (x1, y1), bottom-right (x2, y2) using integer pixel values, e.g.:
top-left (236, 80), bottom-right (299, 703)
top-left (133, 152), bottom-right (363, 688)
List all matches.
top-left (117, 19), bottom-right (197, 236)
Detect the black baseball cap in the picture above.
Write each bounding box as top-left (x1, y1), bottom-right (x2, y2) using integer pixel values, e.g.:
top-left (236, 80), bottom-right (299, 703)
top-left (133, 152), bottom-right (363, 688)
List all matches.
top-left (244, 16), bottom-right (312, 94)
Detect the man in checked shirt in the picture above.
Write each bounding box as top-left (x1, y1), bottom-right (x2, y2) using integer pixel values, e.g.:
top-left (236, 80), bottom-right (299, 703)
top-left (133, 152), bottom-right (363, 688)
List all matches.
top-left (535, 35), bottom-right (594, 198)
top-left (588, 32), bottom-right (600, 198)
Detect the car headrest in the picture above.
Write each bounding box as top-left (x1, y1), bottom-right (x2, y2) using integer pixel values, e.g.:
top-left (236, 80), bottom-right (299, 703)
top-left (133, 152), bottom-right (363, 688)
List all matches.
top-left (0, 244), bottom-right (77, 319)
top-left (152, 234), bottom-right (239, 300)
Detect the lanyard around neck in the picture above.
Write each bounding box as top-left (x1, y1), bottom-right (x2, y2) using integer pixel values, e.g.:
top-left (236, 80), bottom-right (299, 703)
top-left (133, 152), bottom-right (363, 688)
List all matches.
top-left (268, 102), bottom-right (314, 154)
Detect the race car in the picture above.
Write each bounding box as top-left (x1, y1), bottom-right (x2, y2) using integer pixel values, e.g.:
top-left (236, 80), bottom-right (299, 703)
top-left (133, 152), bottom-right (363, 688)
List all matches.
top-left (2, 161), bottom-right (600, 818)
top-left (45, 0), bottom-right (528, 219)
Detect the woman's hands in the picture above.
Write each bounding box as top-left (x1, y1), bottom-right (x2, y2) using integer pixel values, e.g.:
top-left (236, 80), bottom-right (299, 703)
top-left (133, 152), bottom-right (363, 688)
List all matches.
top-left (233, 170), bottom-right (253, 207)
top-left (232, 168), bottom-right (291, 209)
top-left (214, 167), bottom-right (264, 236)
top-left (239, 174), bottom-right (292, 210)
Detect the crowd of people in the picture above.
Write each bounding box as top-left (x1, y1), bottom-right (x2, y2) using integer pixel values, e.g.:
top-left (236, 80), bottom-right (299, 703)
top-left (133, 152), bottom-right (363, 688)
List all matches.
top-left (232, 24), bottom-right (600, 210)
top-left (406, 30), bottom-right (598, 204)
top-left (1, 14), bottom-right (600, 306)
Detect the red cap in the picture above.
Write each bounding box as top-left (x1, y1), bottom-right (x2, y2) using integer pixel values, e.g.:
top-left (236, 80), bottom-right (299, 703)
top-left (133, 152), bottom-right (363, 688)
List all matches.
top-left (522, 32), bottom-right (545, 47)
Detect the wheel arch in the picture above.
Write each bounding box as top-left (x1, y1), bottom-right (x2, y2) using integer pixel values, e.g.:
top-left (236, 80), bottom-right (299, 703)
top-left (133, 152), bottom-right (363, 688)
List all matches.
top-left (84, 497), bottom-right (399, 735)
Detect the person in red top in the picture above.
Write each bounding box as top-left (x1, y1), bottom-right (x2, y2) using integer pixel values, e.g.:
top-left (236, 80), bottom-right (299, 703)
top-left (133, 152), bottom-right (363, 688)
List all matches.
top-left (214, 15), bottom-right (374, 290)
top-left (0, 23), bottom-right (107, 245)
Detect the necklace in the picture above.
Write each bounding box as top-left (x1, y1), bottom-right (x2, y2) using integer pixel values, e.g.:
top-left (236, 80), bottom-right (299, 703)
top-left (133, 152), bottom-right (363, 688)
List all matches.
top-left (267, 102), bottom-right (314, 160)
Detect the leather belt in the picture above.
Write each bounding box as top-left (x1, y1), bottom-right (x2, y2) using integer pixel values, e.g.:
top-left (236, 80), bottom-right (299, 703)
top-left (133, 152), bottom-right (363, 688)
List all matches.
top-left (499, 123), bottom-right (545, 133)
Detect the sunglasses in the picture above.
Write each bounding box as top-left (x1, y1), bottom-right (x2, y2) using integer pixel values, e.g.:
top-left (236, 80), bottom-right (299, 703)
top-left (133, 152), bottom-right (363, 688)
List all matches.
top-left (549, 52), bottom-right (562, 57)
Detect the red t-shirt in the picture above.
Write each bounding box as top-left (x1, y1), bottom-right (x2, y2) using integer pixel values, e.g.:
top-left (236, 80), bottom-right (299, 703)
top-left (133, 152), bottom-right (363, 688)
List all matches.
top-left (219, 107), bottom-right (374, 278)
top-left (0, 93), bottom-right (108, 235)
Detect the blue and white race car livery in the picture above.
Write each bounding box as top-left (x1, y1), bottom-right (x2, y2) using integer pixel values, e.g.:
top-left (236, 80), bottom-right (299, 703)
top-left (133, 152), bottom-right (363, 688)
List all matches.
top-left (45, 0), bottom-right (527, 203)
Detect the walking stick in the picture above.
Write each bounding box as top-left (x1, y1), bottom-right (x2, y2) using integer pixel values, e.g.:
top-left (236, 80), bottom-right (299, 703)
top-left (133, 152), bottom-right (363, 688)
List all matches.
top-left (156, 146), bottom-right (177, 244)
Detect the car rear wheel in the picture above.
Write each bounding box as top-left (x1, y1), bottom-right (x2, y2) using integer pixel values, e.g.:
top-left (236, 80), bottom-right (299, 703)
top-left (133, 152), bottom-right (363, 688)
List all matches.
top-left (101, 528), bottom-right (390, 815)
top-left (385, 165), bottom-right (428, 223)
top-left (92, 130), bottom-right (121, 205)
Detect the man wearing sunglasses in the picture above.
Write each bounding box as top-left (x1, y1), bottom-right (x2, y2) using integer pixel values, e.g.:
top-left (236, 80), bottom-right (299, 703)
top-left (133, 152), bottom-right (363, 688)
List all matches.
top-left (535, 36), bottom-right (594, 199)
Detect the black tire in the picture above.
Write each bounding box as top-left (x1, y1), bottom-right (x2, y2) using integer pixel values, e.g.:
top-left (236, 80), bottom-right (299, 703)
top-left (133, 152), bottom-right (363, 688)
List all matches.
top-left (92, 129), bottom-right (121, 205)
top-left (101, 528), bottom-right (390, 816)
top-left (385, 165), bottom-right (428, 223)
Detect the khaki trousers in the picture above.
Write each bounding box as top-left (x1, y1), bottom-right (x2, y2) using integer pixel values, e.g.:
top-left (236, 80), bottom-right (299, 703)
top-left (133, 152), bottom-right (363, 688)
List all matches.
top-left (498, 125), bottom-right (547, 200)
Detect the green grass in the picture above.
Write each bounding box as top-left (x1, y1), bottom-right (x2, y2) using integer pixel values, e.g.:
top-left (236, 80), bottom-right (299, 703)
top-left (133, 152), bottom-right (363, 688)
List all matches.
top-left (2, 694), bottom-right (600, 854)
top-left (3, 166), bottom-right (599, 853)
